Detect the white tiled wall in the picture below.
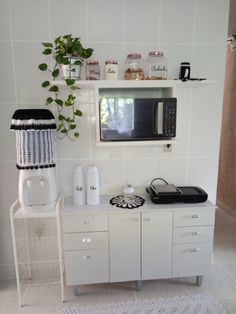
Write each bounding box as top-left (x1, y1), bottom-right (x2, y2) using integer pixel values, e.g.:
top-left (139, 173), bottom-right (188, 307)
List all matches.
top-left (0, 0), bottom-right (230, 279)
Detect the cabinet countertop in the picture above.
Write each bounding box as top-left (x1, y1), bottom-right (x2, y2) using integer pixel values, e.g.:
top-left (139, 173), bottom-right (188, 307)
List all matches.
top-left (62, 194), bottom-right (215, 215)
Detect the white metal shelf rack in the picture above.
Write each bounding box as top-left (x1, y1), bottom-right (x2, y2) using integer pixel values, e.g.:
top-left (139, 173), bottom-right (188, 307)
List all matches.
top-left (10, 194), bottom-right (65, 307)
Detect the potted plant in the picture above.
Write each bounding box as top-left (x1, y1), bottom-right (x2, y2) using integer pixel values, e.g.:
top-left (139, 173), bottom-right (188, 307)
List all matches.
top-left (38, 34), bottom-right (93, 140)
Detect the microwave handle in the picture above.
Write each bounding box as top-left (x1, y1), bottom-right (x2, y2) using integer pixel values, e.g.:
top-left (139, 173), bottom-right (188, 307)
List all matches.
top-left (156, 102), bottom-right (164, 134)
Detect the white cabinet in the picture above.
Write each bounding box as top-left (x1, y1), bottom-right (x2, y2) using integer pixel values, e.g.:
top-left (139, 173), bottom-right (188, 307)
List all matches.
top-left (172, 208), bottom-right (215, 278)
top-left (109, 213), bottom-right (140, 282)
top-left (62, 198), bottom-right (215, 292)
top-left (142, 211), bottom-right (172, 280)
top-left (63, 214), bottom-right (109, 286)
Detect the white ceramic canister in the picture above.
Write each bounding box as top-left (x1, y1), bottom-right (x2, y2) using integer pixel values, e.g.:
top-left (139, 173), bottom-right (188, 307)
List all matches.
top-left (73, 165), bottom-right (85, 205)
top-left (87, 165), bottom-right (100, 205)
top-left (105, 60), bottom-right (118, 80)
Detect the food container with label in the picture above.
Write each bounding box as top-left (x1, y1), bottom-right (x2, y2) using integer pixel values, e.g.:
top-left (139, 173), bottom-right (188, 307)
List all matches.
top-left (105, 60), bottom-right (118, 80)
top-left (86, 59), bottom-right (100, 80)
top-left (124, 53), bottom-right (144, 80)
top-left (146, 51), bottom-right (167, 80)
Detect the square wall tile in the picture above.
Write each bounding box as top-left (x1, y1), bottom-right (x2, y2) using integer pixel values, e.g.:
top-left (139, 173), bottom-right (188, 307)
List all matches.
top-left (0, 264), bottom-right (15, 279)
top-left (0, 0), bottom-right (10, 40)
top-left (195, 0), bottom-right (230, 44)
top-left (156, 157), bottom-right (187, 185)
top-left (87, 0), bottom-right (124, 42)
top-left (0, 103), bottom-right (17, 161)
top-left (187, 156), bottom-right (219, 203)
top-left (189, 101), bottom-right (222, 156)
top-left (124, 0), bottom-right (160, 43)
top-left (124, 145), bottom-right (156, 159)
top-left (160, 0), bottom-right (195, 44)
top-left (49, 0), bottom-right (87, 40)
top-left (0, 161), bottom-right (18, 214)
top-left (10, 0), bottom-right (50, 41)
top-left (13, 42), bottom-right (50, 104)
top-left (124, 158), bottom-right (156, 193)
top-left (0, 42), bottom-right (16, 104)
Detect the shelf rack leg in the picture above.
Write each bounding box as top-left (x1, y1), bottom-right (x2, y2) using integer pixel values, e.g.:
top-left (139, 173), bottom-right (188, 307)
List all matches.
top-left (10, 200), bottom-right (22, 307)
top-left (24, 218), bottom-right (31, 280)
top-left (56, 194), bottom-right (65, 303)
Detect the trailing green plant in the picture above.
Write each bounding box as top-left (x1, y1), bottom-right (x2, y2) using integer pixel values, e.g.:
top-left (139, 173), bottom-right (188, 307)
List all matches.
top-left (38, 34), bottom-right (93, 140)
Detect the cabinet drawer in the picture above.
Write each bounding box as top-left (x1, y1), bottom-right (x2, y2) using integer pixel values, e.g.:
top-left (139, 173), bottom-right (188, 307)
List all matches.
top-left (174, 209), bottom-right (215, 227)
top-left (172, 243), bottom-right (212, 277)
top-left (173, 226), bottom-right (214, 244)
top-left (63, 214), bottom-right (108, 233)
top-left (64, 232), bottom-right (108, 251)
top-left (64, 249), bottom-right (109, 285)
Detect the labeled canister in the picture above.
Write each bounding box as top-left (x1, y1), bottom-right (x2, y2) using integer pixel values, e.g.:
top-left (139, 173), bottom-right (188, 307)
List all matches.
top-left (73, 165), bottom-right (85, 205)
top-left (105, 60), bottom-right (118, 80)
top-left (87, 165), bottom-right (100, 205)
top-left (179, 62), bottom-right (191, 81)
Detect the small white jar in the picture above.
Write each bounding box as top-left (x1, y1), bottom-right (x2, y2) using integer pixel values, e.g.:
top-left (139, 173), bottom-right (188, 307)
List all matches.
top-left (105, 60), bottom-right (118, 80)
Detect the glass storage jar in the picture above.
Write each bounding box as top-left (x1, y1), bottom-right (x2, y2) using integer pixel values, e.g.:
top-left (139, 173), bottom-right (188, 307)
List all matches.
top-left (124, 53), bottom-right (144, 80)
top-left (105, 60), bottom-right (118, 80)
top-left (146, 51), bottom-right (167, 80)
top-left (86, 59), bottom-right (100, 80)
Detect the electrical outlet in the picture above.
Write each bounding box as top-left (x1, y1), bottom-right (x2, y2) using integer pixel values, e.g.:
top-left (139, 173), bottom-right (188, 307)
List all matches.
top-left (164, 144), bottom-right (172, 152)
top-left (35, 222), bottom-right (45, 238)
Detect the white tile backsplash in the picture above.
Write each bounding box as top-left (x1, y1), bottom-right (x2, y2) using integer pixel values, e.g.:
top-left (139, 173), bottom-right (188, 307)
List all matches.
top-left (124, 0), bottom-right (160, 43)
top-left (10, 0), bottom-right (50, 41)
top-left (160, 0), bottom-right (195, 44)
top-left (0, 0), bottom-right (230, 278)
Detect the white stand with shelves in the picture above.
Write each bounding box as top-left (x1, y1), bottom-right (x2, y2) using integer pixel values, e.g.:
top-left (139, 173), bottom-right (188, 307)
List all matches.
top-left (10, 194), bottom-right (65, 307)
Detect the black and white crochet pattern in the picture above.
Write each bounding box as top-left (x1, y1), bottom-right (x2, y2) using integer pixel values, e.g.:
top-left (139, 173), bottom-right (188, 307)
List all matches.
top-left (110, 195), bottom-right (145, 209)
top-left (10, 109), bottom-right (57, 170)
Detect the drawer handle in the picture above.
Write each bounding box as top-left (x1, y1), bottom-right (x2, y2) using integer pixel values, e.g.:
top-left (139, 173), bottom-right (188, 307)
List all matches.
top-left (133, 218), bottom-right (140, 222)
top-left (83, 255), bottom-right (92, 260)
top-left (190, 231), bottom-right (200, 236)
top-left (81, 219), bottom-right (90, 224)
top-left (191, 215), bottom-right (199, 219)
top-left (82, 238), bottom-right (92, 243)
top-left (144, 217), bottom-right (152, 222)
top-left (189, 248), bottom-right (199, 253)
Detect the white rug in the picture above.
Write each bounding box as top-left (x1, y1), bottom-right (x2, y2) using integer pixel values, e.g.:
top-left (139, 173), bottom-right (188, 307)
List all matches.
top-left (59, 294), bottom-right (226, 314)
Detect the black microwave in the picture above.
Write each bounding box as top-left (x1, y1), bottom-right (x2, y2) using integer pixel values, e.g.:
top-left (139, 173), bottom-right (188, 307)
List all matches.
top-left (99, 97), bottom-right (177, 141)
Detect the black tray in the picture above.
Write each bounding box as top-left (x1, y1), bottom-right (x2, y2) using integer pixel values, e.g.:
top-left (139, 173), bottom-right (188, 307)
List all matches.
top-left (146, 185), bottom-right (208, 204)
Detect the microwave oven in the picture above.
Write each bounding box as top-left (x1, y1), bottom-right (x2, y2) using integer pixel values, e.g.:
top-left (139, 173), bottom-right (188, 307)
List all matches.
top-left (99, 97), bottom-right (177, 141)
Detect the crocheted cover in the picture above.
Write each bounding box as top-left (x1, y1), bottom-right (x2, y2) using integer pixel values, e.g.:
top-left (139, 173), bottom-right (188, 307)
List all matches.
top-left (110, 195), bottom-right (145, 209)
top-left (10, 109), bottom-right (56, 170)
top-left (59, 294), bottom-right (226, 314)
top-left (10, 109), bottom-right (56, 130)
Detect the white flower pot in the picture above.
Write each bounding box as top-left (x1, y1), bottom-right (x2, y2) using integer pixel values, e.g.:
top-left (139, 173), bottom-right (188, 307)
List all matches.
top-left (60, 57), bottom-right (82, 80)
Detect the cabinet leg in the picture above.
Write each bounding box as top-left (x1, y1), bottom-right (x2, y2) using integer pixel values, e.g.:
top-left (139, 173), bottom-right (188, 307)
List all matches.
top-left (74, 285), bottom-right (80, 296)
top-left (196, 275), bottom-right (203, 286)
top-left (136, 280), bottom-right (142, 291)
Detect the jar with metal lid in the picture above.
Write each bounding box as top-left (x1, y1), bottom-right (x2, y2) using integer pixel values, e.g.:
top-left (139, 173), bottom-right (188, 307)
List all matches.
top-left (105, 60), bottom-right (118, 80)
top-left (146, 51), bottom-right (167, 80)
top-left (86, 59), bottom-right (100, 80)
top-left (124, 53), bottom-right (144, 80)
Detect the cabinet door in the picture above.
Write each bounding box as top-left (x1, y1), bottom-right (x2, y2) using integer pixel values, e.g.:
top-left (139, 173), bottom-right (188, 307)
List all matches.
top-left (142, 211), bottom-right (172, 280)
top-left (109, 213), bottom-right (140, 282)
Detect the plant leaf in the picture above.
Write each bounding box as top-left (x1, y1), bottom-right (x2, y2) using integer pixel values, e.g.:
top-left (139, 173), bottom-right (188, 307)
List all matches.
top-left (49, 85), bottom-right (59, 92)
top-left (46, 97), bottom-right (53, 105)
top-left (41, 81), bottom-right (50, 88)
top-left (52, 69), bottom-right (60, 78)
top-left (65, 79), bottom-right (75, 86)
top-left (59, 114), bottom-right (65, 121)
top-left (61, 129), bottom-right (68, 134)
top-left (43, 48), bottom-right (52, 55)
top-left (38, 63), bottom-right (48, 71)
top-left (42, 42), bottom-right (53, 48)
top-left (70, 125), bottom-right (76, 130)
top-left (74, 109), bottom-right (82, 116)
top-left (74, 132), bottom-right (80, 137)
top-left (55, 99), bottom-right (63, 106)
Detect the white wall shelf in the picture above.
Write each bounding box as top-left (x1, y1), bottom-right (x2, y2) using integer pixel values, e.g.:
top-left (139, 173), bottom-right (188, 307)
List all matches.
top-left (53, 79), bottom-right (214, 89)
